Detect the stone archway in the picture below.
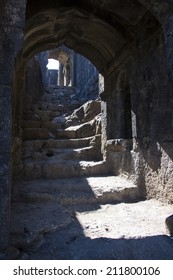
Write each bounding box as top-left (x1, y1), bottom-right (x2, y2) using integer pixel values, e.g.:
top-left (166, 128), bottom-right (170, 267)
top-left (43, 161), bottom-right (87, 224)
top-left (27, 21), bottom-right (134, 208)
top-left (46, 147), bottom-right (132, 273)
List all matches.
top-left (49, 48), bottom-right (72, 87)
top-left (1, 0), bottom-right (173, 253)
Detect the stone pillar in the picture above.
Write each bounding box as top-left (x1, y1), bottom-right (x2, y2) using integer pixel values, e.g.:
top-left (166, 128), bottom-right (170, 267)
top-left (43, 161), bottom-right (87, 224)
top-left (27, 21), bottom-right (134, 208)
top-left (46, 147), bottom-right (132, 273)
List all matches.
top-left (101, 100), bottom-right (108, 159)
top-left (99, 74), bottom-right (105, 94)
top-left (58, 63), bottom-right (64, 86)
top-left (37, 51), bottom-right (49, 87)
top-left (65, 63), bottom-right (71, 86)
top-left (114, 90), bottom-right (125, 138)
top-left (71, 51), bottom-right (76, 87)
top-left (0, 0), bottom-right (26, 251)
top-left (99, 76), bottom-right (110, 159)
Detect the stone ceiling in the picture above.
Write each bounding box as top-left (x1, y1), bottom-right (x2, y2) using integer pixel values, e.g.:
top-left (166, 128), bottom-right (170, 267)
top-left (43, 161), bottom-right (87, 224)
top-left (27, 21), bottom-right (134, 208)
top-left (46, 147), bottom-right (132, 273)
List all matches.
top-left (23, 0), bottom-right (173, 74)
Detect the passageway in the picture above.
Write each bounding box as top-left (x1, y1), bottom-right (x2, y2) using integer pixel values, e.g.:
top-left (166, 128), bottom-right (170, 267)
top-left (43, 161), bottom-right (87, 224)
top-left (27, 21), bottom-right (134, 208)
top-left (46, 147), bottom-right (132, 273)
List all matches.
top-left (11, 48), bottom-right (173, 259)
top-left (11, 48), bottom-right (146, 259)
top-left (10, 0), bottom-right (173, 260)
top-left (0, 0), bottom-right (173, 258)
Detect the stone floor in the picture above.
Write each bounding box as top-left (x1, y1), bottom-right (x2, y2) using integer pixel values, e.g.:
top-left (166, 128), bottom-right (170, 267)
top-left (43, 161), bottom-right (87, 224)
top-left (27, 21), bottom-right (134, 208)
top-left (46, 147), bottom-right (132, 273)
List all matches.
top-left (12, 199), bottom-right (173, 260)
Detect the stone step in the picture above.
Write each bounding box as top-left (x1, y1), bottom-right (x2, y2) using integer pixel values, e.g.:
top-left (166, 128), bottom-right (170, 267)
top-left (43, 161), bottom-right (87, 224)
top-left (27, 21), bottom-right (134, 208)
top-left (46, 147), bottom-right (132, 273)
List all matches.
top-left (31, 103), bottom-right (63, 112)
top-left (13, 176), bottom-right (142, 206)
top-left (23, 136), bottom-right (100, 150)
top-left (31, 109), bottom-right (61, 121)
top-left (22, 120), bottom-right (41, 129)
top-left (22, 145), bottom-right (102, 162)
top-left (22, 160), bottom-right (111, 180)
top-left (56, 121), bottom-right (96, 139)
top-left (23, 110), bottom-right (55, 122)
top-left (40, 96), bottom-right (82, 107)
top-left (22, 120), bottom-right (62, 130)
top-left (22, 128), bottom-right (52, 140)
top-left (23, 122), bottom-right (96, 140)
top-left (31, 102), bottom-right (82, 112)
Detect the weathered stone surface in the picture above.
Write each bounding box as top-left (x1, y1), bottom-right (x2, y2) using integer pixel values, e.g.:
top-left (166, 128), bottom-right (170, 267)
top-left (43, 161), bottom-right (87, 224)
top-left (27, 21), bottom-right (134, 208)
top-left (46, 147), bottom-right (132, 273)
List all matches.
top-left (0, 247), bottom-right (20, 260)
top-left (0, 153), bottom-right (11, 250)
top-left (23, 137), bottom-right (95, 150)
top-left (75, 53), bottom-right (99, 100)
top-left (10, 199), bottom-right (173, 260)
top-left (23, 128), bottom-right (51, 140)
top-left (65, 100), bottom-right (101, 127)
top-left (107, 139), bottom-right (132, 152)
top-left (144, 142), bottom-right (173, 203)
top-left (51, 116), bottom-right (66, 129)
top-left (56, 121), bottom-right (96, 139)
top-left (0, 0), bottom-right (26, 251)
top-left (20, 96), bottom-right (105, 183)
top-left (14, 176), bottom-right (141, 206)
top-left (0, 86), bottom-right (12, 150)
top-left (22, 121), bottom-right (41, 128)
top-left (23, 57), bottom-right (43, 114)
top-left (166, 215), bottom-right (173, 236)
top-left (1, 0), bottom-right (173, 257)
top-left (102, 16), bottom-right (173, 203)
top-left (23, 112), bottom-right (41, 121)
top-left (22, 145), bottom-right (101, 162)
top-left (10, 202), bottom-right (73, 250)
top-left (23, 160), bottom-right (110, 180)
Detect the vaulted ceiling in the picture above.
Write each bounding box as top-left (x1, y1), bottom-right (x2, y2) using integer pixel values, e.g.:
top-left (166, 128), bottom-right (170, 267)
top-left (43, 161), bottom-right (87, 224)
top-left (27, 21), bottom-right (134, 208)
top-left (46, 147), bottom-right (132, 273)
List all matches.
top-left (23, 0), bottom-right (173, 74)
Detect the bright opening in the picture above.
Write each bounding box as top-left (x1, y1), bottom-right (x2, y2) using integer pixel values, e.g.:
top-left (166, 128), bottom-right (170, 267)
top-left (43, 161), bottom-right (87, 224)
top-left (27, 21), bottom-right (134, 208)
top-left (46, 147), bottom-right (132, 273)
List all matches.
top-left (46, 59), bottom-right (59, 70)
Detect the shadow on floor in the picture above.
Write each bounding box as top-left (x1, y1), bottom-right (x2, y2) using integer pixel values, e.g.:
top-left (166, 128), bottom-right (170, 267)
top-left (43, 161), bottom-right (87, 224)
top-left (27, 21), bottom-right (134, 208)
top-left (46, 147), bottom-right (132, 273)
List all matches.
top-left (21, 219), bottom-right (173, 260)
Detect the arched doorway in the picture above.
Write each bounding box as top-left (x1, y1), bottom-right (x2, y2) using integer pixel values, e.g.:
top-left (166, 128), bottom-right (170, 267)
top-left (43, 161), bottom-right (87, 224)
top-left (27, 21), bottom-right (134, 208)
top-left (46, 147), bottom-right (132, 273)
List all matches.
top-left (48, 47), bottom-right (72, 87)
top-left (2, 0), bottom-right (172, 257)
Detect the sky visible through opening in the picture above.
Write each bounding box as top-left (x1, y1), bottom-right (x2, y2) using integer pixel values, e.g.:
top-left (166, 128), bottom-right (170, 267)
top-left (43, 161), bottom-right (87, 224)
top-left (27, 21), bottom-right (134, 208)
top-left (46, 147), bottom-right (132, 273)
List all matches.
top-left (46, 59), bottom-right (59, 70)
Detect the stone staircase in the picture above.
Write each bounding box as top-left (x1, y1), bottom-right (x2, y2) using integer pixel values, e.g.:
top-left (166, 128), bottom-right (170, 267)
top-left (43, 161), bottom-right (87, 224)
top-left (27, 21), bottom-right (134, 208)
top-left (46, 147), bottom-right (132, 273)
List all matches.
top-left (11, 90), bottom-right (142, 255)
top-left (19, 92), bottom-right (141, 202)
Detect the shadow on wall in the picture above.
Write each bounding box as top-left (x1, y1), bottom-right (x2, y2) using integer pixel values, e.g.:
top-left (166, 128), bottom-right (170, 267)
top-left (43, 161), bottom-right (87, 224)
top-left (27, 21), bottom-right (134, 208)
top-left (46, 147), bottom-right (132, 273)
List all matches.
top-left (105, 65), bottom-right (173, 201)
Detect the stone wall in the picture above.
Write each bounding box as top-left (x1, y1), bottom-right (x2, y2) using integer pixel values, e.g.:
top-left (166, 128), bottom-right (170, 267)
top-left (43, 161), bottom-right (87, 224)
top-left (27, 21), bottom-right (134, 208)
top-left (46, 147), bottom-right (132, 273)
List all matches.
top-left (129, 26), bottom-right (173, 203)
top-left (23, 56), bottom-right (44, 114)
top-left (75, 53), bottom-right (99, 100)
top-left (0, 0), bottom-right (26, 250)
top-left (11, 56), bottom-right (44, 183)
top-left (105, 17), bottom-right (173, 203)
top-left (1, 0), bottom-right (173, 253)
top-left (37, 52), bottom-right (48, 87)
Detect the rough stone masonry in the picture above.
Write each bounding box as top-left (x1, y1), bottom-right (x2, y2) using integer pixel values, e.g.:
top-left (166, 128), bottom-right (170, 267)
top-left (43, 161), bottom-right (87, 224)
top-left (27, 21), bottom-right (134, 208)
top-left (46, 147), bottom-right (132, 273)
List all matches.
top-left (0, 0), bottom-right (173, 256)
